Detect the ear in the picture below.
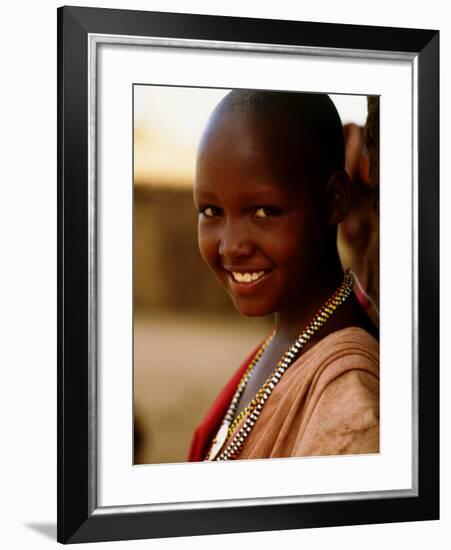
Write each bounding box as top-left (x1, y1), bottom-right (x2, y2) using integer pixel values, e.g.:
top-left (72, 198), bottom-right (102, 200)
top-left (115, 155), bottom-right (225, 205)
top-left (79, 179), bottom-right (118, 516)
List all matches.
top-left (324, 169), bottom-right (351, 226)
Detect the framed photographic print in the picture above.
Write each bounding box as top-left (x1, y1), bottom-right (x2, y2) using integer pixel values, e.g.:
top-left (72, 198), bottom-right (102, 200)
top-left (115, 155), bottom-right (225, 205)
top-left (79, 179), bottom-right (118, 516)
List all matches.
top-left (57, 5), bottom-right (439, 543)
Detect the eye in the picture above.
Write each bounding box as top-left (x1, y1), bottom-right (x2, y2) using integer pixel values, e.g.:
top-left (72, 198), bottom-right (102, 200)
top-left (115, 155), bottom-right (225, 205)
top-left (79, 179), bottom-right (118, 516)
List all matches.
top-left (253, 206), bottom-right (281, 218)
top-left (199, 205), bottom-right (223, 218)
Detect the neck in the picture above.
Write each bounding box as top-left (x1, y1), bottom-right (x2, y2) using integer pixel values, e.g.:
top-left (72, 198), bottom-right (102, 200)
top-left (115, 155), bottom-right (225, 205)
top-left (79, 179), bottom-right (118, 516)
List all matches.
top-left (274, 259), bottom-right (345, 344)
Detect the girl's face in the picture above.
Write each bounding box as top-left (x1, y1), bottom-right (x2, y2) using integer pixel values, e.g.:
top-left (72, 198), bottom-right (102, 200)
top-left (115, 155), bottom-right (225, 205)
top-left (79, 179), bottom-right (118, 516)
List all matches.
top-left (194, 112), bottom-right (328, 317)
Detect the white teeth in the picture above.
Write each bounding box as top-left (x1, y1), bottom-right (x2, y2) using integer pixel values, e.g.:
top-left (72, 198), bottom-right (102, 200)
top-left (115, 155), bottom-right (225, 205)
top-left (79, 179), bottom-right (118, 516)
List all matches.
top-left (232, 271), bottom-right (265, 283)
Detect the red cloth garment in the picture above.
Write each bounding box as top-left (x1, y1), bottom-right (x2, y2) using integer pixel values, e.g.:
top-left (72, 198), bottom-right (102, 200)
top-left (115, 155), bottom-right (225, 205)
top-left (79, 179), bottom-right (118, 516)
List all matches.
top-left (187, 340), bottom-right (265, 462)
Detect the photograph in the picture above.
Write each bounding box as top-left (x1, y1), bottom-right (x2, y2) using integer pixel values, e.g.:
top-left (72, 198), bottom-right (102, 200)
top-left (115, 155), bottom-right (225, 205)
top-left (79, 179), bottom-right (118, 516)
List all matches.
top-left (133, 86), bottom-right (380, 465)
top-left (56, 4), bottom-right (439, 543)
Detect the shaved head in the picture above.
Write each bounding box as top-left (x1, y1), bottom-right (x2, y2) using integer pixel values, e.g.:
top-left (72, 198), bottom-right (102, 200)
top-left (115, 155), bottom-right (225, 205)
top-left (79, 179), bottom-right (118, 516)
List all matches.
top-left (199, 89), bottom-right (345, 192)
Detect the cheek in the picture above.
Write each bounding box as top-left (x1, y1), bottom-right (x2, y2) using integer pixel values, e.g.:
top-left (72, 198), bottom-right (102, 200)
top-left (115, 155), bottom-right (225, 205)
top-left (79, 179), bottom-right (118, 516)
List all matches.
top-left (266, 225), bottom-right (306, 263)
top-left (270, 230), bottom-right (314, 275)
top-left (197, 224), bottom-right (218, 267)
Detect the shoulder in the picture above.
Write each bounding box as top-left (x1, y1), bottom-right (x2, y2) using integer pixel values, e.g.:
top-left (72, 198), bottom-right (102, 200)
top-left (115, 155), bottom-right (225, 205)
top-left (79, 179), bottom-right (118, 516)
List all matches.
top-left (292, 327), bottom-right (379, 456)
top-left (306, 327), bottom-right (379, 419)
top-left (317, 326), bottom-right (379, 362)
top-left (305, 326), bottom-right (379, 382)
top-left (284, 326), bottom-right (379, 392)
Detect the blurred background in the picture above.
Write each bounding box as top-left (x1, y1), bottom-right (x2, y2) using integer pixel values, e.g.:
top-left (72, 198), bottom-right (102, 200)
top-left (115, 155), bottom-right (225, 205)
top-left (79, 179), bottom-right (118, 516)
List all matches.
top-left (133, 86), bottom-right (379, 464)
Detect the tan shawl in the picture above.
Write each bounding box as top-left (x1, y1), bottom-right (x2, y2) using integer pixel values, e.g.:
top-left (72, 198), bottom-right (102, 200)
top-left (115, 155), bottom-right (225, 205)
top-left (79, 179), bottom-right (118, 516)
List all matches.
top-left (227, 327), bottom-right (379, 460)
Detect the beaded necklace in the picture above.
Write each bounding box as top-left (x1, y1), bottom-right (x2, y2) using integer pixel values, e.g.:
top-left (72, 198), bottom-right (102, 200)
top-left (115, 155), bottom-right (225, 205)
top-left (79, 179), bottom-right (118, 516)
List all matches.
top-left (205, 270), bottom-right (354, 461)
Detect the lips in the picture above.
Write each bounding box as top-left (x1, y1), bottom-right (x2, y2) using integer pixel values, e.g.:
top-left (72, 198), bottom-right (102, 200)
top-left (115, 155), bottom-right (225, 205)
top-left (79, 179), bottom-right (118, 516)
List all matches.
top-left (231, 270), bottom-right (265, 283)
top-left (224, 267), bottom-right (272, 296)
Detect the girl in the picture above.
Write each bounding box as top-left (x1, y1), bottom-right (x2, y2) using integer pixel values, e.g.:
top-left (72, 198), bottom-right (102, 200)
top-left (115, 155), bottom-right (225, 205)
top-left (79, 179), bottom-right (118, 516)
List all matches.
top-left (189, 90), bottom-right (379, 462)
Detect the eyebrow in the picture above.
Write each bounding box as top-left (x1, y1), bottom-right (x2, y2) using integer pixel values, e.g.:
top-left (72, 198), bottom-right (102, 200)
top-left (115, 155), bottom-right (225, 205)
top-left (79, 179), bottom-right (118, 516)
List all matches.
top-left (194, 189), bottom-right (218, 200)
top-left (194, 185), bottom-right (287, 202)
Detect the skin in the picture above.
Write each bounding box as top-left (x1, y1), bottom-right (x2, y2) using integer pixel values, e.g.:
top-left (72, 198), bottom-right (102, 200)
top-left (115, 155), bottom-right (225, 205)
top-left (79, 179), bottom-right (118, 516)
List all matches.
top-left (193, 107), bottom-right (378, 418)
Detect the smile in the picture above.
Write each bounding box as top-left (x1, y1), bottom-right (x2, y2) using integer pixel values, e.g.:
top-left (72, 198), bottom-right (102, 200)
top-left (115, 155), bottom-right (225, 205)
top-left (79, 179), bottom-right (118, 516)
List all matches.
top-left (225, 269), bottom-right (272, 297)
top-left (231, 271), bottom-right (266, 283)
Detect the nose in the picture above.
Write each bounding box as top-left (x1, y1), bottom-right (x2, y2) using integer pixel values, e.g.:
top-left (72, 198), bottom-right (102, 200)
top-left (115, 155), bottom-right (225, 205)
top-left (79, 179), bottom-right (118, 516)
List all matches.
top-left (218, 218), bottom-right (254, 260)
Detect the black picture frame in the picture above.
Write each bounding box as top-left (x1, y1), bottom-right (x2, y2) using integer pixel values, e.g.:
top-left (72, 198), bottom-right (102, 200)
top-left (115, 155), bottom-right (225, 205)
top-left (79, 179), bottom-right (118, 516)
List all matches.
top-left (57, 5), bottom-right (439, 544)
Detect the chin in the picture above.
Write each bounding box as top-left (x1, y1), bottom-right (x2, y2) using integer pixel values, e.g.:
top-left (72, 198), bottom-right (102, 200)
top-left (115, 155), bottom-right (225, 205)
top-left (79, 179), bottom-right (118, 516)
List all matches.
top-left (231, 297), bottom-right (275, 318)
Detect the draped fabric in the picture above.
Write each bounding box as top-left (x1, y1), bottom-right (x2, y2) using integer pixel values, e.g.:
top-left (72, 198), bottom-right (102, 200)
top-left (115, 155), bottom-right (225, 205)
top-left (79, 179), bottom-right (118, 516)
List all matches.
top-left (188, 327), bottom-right (379, 462)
